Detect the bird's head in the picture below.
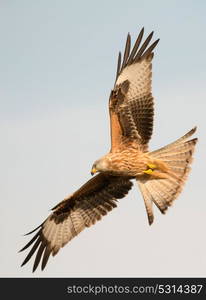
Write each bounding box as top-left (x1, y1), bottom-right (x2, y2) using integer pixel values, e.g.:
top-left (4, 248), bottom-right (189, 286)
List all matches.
top-left (91, 157), bottom-right (110, 175)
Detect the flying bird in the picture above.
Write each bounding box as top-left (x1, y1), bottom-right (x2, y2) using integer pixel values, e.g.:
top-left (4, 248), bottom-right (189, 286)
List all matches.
top-left (20, 28), bottom-right (197, 272)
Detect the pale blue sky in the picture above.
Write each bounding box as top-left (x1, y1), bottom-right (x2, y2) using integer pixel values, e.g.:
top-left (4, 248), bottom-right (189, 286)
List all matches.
top-left (0, 0), bottom-right (205, 277)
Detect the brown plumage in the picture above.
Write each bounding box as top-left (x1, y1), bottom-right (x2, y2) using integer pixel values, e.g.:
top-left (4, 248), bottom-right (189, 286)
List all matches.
top-left (20, 28), bottom-right (197, 271)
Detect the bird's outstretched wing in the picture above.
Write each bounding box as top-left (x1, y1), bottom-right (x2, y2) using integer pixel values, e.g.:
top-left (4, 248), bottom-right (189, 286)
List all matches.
top-left (109, 28), bottom-right (159, 152)
top-left (20, 174), bottom-right (133, 272)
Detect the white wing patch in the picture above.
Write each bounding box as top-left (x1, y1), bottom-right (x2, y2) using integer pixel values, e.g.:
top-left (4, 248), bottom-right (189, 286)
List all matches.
top-left (116, 58), bottom-right (152, 101)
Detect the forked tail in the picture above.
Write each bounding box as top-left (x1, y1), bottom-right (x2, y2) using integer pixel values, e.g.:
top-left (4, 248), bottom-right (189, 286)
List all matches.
top-left (138, 127), bottom-right (197, 225)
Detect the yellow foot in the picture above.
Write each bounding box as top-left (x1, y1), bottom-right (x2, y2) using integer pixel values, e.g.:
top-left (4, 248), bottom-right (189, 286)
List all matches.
top-left (143, 163), bottom-right (157, 175)
top-left (143, 169), bottom-right (153, 175)
top-left (147, 163), bottom-right (157, 169)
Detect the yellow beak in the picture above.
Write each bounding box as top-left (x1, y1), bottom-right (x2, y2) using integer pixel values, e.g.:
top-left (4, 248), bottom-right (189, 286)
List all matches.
top-left (91, 167), bottom-right (97, 176)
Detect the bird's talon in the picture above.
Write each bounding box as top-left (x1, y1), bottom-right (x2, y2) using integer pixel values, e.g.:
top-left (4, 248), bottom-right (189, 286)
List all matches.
top-left (148, 163), bottom-right (156, 169)
top-left (143, 169), bottom-right (153, 175)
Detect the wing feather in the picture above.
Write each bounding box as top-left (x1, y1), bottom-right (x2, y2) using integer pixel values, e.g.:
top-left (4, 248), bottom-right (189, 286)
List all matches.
top-left (127, 27), bottom-right (144, 65)
top-left (20, 174), bottom-right (133, 271)
top-left (121, 33), bottom-right (131, 71)
top-left (115, 52), bottom-right (122, 81)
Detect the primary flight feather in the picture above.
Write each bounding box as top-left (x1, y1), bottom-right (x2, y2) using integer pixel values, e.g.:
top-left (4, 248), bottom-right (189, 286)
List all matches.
top-left (20, 28), bottom-right (197, 272)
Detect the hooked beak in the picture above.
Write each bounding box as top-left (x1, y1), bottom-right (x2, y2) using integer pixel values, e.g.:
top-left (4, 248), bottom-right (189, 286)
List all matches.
top-left (91, 167), bottom-right (97, 176)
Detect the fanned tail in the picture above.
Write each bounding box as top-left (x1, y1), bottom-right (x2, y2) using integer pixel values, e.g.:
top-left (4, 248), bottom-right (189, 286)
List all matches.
top-left (138, 127), bottom-right (197, 225)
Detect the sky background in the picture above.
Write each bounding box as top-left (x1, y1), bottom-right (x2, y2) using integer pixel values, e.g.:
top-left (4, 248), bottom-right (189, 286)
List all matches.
top-left (0, 0), bottom-right (205, 277)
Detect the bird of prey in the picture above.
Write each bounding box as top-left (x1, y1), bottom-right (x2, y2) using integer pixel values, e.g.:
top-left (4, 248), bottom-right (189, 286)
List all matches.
top-left (20, 28), bottom-right (197, 272)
